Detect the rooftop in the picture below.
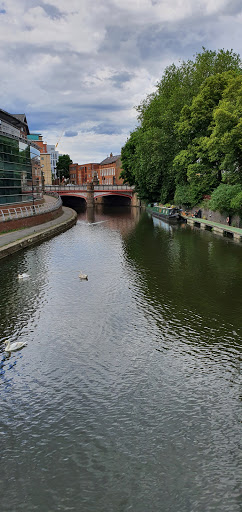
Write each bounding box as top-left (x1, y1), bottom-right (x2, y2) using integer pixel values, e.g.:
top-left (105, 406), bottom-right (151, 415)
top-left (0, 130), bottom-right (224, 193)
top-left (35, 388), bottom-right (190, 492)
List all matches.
top-left (0, 109), bottom-right (30, 134)
top-left (100, 154), bottom-right (121, 165)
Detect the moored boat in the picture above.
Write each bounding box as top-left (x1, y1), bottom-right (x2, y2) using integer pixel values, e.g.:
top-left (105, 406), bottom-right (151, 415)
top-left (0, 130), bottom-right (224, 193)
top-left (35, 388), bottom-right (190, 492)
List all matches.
top-left (147, 205), bottom-right (182, 223)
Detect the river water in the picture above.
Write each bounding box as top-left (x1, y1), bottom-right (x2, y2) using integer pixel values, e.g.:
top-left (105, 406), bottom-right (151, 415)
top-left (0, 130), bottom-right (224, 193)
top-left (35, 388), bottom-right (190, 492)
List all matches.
top-left (0, 207), bottom-right (241, 512)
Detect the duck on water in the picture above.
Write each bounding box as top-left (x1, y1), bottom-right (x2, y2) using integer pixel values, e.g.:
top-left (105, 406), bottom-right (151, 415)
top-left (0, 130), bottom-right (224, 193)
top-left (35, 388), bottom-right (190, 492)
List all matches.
top-left (79, 272), bottom-right (88, 280)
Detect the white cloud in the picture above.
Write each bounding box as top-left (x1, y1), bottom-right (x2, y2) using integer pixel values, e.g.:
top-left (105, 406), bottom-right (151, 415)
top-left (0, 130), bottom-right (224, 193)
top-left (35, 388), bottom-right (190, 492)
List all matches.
top-left (0, 0), bottom-right (241, 163)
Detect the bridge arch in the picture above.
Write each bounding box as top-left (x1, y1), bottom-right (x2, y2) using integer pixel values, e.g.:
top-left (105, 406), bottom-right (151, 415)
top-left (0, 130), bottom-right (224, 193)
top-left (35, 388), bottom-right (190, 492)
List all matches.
top-left (60, 193), bottom-right (87, 209)
top-left (94, 193), bottom-right (132, 206)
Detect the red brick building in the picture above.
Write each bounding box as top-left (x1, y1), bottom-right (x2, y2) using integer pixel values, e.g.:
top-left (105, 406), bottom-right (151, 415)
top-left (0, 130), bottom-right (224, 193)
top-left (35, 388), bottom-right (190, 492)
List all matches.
top-left (69, 162), bottom-right (99, 185)
top-left (98, 153), bottom-right (123, 185)
top-left (69, 153), bottom-right (124, 185)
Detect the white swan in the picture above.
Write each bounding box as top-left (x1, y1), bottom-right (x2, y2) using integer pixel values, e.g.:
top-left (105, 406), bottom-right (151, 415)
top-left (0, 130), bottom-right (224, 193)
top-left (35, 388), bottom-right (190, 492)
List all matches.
top-left (79, 271), bottom-right (88, 280)
top-left (4, 340), bottom-right (27, 353)
top-left (18, 273), bottom-right (30, 279)
top-left (88, 221), bottom-right (107, 225)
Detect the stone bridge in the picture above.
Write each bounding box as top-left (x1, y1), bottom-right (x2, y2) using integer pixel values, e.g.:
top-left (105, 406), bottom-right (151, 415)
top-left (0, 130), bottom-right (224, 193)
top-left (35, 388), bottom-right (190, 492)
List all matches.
top-left (45, 184), bottom-right (140, 207)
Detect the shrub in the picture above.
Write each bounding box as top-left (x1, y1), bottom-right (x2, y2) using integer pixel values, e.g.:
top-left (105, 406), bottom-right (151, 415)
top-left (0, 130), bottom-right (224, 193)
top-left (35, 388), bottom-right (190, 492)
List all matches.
top-left (174, 184), bottom-right (194, 207)
top-left (209, 184), bottom-right (242, 215)
top-left (231, 190), bottom-right (242, 216)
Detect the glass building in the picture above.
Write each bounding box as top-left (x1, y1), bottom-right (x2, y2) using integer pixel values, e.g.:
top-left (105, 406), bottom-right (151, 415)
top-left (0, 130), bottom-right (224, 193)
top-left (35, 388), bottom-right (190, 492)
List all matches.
top-left (0, 109), bottom-right (40, 206)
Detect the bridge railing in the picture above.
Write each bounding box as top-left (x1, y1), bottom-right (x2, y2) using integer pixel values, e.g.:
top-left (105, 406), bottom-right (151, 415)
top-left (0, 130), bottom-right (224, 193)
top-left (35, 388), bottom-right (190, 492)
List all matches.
top-left (94, 185), bottom-right (135, 191)
top-left (45, 184), bottom-right (135, 191)
top-left (45, 185), bottom-right (87, 191)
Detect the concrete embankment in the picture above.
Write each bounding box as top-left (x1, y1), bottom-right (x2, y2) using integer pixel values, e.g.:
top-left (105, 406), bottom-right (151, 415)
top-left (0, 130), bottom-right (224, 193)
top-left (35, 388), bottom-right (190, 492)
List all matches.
top-left (185, 215), bottom-right (242, 242)
top-left (0, 206), bottom-right (77, 260)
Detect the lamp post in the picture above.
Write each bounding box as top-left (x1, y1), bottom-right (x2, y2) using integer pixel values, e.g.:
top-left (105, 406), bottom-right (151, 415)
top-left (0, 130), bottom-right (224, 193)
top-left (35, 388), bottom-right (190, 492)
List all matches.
top-left (31, 172), bottom-right (35, 209)
top-left (41, 165), bottom-right (45, 194)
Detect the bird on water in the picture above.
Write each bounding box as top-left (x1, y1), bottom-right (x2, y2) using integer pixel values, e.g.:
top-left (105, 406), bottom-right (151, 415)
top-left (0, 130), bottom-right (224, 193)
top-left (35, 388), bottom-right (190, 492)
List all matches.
top-left (79, 271), bottom-right (88, 280)
top-left (17, 273), bottom-right (30, 279)
top-left (4, 340), bottom-right (27, 353)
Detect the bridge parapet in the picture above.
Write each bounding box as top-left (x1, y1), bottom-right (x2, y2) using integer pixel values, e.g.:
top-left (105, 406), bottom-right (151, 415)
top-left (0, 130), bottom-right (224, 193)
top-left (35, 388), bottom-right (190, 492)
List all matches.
top-left (45, 184), bottom-right (139, 207)
top-left (45, 185), bottom-right (135, 192)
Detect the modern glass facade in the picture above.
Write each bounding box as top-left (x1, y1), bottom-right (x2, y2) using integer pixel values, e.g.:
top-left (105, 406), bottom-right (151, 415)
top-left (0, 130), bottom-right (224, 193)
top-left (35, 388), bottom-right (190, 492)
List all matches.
top-left (0, 134), bottom-right (40, 205)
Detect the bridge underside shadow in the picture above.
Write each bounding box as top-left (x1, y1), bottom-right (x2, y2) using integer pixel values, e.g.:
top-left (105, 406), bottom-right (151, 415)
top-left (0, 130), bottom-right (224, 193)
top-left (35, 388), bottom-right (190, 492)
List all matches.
top-left (61, 195), bottom-right (86, 212)
top-left (96, 195), bottom-right (131, 206)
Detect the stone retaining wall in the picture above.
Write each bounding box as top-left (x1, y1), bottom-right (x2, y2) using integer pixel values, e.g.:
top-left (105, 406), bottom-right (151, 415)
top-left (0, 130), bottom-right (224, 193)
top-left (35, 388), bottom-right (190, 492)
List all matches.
top-left (189, 207), bottom-right (241, 228)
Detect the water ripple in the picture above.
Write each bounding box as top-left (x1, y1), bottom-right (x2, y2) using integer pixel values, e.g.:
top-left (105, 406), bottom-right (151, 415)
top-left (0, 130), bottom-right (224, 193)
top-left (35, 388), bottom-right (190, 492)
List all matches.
top-left (0, 209), bottom-right (241, 512)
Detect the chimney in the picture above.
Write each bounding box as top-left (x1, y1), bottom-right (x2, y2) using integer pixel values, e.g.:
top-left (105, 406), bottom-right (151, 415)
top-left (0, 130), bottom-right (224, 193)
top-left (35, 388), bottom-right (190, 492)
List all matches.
top-left (110, 152), bottom-right (113, 157)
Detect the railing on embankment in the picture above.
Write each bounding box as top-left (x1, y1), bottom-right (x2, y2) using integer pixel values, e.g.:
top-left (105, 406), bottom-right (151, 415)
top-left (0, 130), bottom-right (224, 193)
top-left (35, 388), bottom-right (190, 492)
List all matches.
top-left (0, 195), bottom-right (62, 223)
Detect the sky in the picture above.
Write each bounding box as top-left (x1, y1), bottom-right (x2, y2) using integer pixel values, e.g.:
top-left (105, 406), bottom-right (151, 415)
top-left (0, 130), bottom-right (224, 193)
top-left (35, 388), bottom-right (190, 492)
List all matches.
top-left (0, 0), bottom-right (241, 164)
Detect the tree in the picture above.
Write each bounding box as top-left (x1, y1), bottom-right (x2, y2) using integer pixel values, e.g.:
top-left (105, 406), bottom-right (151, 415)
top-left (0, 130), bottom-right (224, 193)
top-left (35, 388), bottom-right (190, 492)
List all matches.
top-left (121, 48), bottom-right (241, 204)
top-left (209, 183), bottom-right (242, 215)
top-left (174, 184), bottom-right (194, 207)
top-left (205, 74), bottom-right (242, 185)
top-left (120, 129), bottom-right (140, 186)
top-left (56, 154), bottom-right (73, 180)
top-left (231, 190), bottom-right (242, 214)
top-left (174, 71), bottom-right (241, 204)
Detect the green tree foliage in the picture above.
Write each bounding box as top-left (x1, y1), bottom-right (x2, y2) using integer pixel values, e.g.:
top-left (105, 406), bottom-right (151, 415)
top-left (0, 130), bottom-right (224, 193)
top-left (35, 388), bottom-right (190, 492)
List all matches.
top-left (231, 190), bottom-right (242, 214)
top-left (206, 74), bottom-right (242, 185)
top-left (174, 72), bottom-right (235, 205)
top-left (174, 184), bottom-right (193, 207)
top-left (174, 72), bottom-right (242, 206)
top-left (120, 129), bottom-right (139, 186)
top-left (56, 154), bottom-right (73, 179)
top-left (209, 183), bottom-right (242, 215)
top-left (121, 48), bottom-right (241, 208)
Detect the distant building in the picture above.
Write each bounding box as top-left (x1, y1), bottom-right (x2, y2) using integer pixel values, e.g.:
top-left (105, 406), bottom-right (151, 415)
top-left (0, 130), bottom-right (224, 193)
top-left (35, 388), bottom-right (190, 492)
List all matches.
top-left (47, 145), bottom-right (59, 178)
top-left (0, 109), bottom-right (40, 205)
top-left (27, 134), bottom-right (52, 185)
top-left (68, 153), bottom-right (124, 186)
top-left (69, 162), bottom-right (99, 185)
top-left (69, 163), bottom-right (80, 184)
top-left (99, 153), bottom-right (124, 185)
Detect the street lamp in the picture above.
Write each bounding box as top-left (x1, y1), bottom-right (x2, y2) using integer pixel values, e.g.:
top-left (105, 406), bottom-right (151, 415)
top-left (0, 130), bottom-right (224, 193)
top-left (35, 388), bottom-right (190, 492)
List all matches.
top-left (31, 172), bottom-right (35, 209)
top-left (41, 165), bottom-right (45, 194)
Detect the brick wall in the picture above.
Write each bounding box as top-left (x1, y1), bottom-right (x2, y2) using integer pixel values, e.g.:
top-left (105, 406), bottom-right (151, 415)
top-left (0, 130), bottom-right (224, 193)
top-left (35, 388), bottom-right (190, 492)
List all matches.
top-left (0, 206), bottom-right (63, 233)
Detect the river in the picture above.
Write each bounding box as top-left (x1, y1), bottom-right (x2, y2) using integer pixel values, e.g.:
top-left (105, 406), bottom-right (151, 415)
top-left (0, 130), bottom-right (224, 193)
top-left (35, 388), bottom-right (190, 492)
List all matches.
top-left (0, 206), bottom-right (241, 512)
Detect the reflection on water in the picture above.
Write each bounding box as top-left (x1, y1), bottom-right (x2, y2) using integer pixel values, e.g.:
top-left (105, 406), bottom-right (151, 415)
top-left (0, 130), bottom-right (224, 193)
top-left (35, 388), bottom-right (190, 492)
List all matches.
top-left (152, 214), bottom-right (174, 232)
top-left (0, 207), bottom-right (241, 512)
top-left (80, 204), bottom-right (141, 235)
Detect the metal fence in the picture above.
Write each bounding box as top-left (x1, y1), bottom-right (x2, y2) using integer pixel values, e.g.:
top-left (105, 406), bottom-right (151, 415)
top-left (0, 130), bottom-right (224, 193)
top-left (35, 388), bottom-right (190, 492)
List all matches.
top-left (45, 184), bottom-right (135, 191)
top-left (0, 196), bottom-right (62, 222)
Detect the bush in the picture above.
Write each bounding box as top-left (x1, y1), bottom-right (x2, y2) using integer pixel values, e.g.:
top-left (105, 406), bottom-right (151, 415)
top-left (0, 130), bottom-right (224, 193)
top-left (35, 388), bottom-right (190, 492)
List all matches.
top-left (174, 184), bottom-right (194, 207)
top-left (209, 184), bottom-right (242, 214)
top-left (231, 190), bottom-right (242, 215)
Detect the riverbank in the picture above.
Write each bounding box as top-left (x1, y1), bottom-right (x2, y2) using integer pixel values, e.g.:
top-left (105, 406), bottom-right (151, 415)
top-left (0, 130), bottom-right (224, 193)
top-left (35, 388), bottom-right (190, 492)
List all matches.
top-left (184, 215), bottom-right (242, 242)
top-left (147, 206), bottom-right (242, 243)
top-left (0, 206), bottom-right (77, 260)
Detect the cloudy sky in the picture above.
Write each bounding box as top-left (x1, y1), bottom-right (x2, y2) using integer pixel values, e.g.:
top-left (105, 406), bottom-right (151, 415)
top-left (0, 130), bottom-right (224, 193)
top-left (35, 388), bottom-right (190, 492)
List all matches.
top-left (0, 0), bottom-right (241, 163)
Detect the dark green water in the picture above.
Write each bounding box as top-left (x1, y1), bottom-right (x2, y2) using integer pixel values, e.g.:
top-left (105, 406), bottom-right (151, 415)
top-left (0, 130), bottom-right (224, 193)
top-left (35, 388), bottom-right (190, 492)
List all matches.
top-left (0, 208), bottom-right (241, 512)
